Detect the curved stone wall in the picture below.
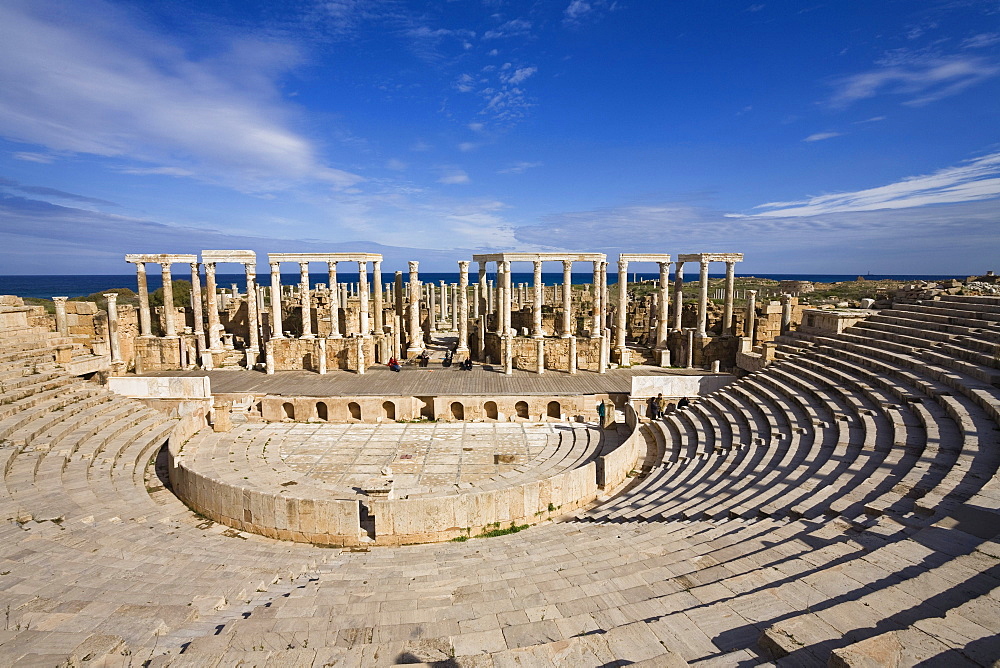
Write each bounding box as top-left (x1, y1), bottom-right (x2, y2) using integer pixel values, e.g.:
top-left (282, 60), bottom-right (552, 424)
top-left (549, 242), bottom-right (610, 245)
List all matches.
top-left (166, 402), bottom-right (643, 546)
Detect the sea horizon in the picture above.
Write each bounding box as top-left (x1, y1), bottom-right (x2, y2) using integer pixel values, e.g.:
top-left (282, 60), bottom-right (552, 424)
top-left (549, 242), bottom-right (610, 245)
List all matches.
top-left (0, 273), bottom-right (971, 301)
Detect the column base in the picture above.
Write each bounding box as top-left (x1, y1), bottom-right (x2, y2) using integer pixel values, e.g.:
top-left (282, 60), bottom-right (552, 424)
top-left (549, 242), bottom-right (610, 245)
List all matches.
top-left (655, 349), bottom-right (671, 367)
top-left (615, 347), bottom-right (631, 367)
top-left (301, 334), bottom-right (316, 339)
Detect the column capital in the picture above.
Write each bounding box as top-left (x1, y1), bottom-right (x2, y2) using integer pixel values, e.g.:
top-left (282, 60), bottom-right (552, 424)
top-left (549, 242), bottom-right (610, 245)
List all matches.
top-left (102, 293), bottom-right (118, 303)
top-left (358, 260), bottom-right (368, 271)
top-left (562, 259), bottom-right (573, 271)
top-left (748, 289), bottom-right (758, 296)
top-left (159, 261), bottom-right (172, 270)
top-left (298, 261), bottom-right (309, 271)
top-left (204, 261), bottom-right (215, 271)
top-left (52, 296), bottom-right (68, 304)
top-left (189, 261), bottom-right (199, 270)
top-left (458, 260), bottom-right (470, 271)
top-left (533, 259), bottom-right (543, 270)
top-left (700, 259), bottom-right (710, 269)
top-left (408, 261), bottom-right (419, 272)
top-left (618, 258), bottom-right (628, 272)
top-left (245, 263), bottom-right (257, 276)
top-left (269, 261), bottom-right (280, 271)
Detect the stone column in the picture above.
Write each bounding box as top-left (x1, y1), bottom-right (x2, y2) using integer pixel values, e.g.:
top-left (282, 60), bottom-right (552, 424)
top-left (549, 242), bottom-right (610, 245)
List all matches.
top-left (591, 261), bottom-right (601, 337)
top-left (205, 262), bottom-right (220, 348)
top-left (477, 262), bottom-right (487, 317)
top-left (724, 260), bottom-right (736, 336)
top-left (318, 337), bottom-right (327, 375)
top-left (297, 262), bottom-right (313, 338)
top-left (451, 284), bottom-right (458, 332)
top-left (477, 314), bottom-right (486, 359)
top-left (561, 259), bottom-right (572, 337)
top-left (372, 260), bottom-right (383, 336)
top-left (457, 261), bottom-right (470, 352)
top-left (155, 263), bottom-right (174, 336)
top-left (746, 290), bottom-right (757, 345)
top-left (672, 261), bottom-right (684, 331)
top-left (568, 335), bottom-right (577, 374)
top-left (189, 263), bottom-right (206, 353)
top-left (245, 263), bottom-right (260, 363)
top-left (52, 296), bottom-right (68, 336)
top-left (536, 338), bottom-right (545, 374)
top-left (501, 261), bottom-right (513, 336)
top-left (656, 262), bottom-right (671, 364)
top-left (328, 262), bottom-right (341, 338)
top-left (407, 261), bottom-right (422, 355)
top-left (532, 259), bottom-right (544, 338)
top-left (358, 261), bottom-right (370, 335)
top-left (394, 270), bottom-right (404, 335)
top-left (428, 282), bottom-right (437, 333)
top-left (472, 283), bottom-right (480, 320)
top-left (696, 259), bottom-right (709, 337)
top-left (269, 262), bottom-right (284, 339)
top-left (615, 258), bottom-right (628, 354)
top-left (104, 293), bottom-right (121, 362)
top-left (781, 293), bottom-right (793, 334)
top-left (440, 280), bottom-right (448, 325)
top-left (685, 329), bottom-right (695, 368)
top-left (601, 261), bottom-right (609, 334)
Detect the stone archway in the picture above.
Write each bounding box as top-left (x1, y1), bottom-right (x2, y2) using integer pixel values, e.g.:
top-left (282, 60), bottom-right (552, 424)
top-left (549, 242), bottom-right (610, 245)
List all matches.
top-left (546, 401), bottom-right (561, 419)
top-left (348, 402), bottom-right (362, 421)
top-left (515, 401), bottom-right (529, 419)
top-left (383, 401), bottom-right (395, 420)
top-left (282, 402), bottom-right (294, 420)
top-left (451, 402), bottom-right (465, 420)
top-left (317, 402), bottom-right (328, 421)
top-left (484, 401), bottom-right (499, 420)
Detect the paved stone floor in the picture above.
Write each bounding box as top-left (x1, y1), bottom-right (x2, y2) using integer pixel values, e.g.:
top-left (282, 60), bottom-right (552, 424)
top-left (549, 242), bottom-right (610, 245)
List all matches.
top-left (275, 422), bottom-right (566, 493)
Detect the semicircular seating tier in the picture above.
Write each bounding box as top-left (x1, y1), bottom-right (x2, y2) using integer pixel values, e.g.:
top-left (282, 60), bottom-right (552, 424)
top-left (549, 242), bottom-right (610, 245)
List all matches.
top-left (0, 294), bottom-right (997, 666)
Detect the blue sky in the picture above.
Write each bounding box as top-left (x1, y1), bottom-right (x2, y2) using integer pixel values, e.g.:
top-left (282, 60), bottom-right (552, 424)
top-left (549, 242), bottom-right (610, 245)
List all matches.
top-left (0, 0), bottom-right (997, 274)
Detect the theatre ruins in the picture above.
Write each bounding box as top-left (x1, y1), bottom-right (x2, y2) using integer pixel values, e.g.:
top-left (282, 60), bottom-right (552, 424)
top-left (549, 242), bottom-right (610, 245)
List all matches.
top-left (0, 249), bottom-right (998, 666)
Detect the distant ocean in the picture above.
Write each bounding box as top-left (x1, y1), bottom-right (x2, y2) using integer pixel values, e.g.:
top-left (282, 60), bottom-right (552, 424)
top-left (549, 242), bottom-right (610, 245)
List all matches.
top-left (0, 273), bottom-right (968, 300)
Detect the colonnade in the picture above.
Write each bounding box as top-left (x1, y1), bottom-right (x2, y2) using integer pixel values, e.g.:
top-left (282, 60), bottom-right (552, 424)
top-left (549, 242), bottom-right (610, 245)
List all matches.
top-left (116, 248), bottom-right (746, 375)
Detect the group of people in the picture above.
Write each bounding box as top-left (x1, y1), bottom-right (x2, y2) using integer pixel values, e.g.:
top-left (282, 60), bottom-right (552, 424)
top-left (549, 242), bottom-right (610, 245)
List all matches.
top-left (386, 351), bottom-right (474, 372)
top-left (649, 393), bottom-right (689, 419)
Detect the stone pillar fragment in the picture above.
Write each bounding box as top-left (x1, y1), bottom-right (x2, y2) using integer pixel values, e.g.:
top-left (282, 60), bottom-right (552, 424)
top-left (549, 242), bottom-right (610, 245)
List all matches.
top-left (53, 296), bottom-right (68, 336)
top-left (104, 293), bottom-right (121, 363)
top-left (656, 262), bottom-right (670, 363)
top-left (205, 262), bottom-right (220, 349)
top-left (532, 260), bottom-right (544, 338)
top-left (269, 262), bottom-right (284, 339)
top-left (591, 261), bottom-right (601, 337)
top-left (299, 262), bottom-right (313, 338)
top-left (328, 262), bottom-right (341, 338)
top-left (615, 258), bottom-right (628, 357)
top-left (536, 338), bottom-right (545, 374)
top-left (672, 261), bottom-right (684, 332)
top-left (372, 260), bottom-right (383, 336)
top-left (561, 260), bottom-right (572, 337)
top-left (407, 261), bottom-right (422, 355)
top-left (457, 261), bottom-right (470, 353)
top-left (746, 289), bottom-right (757, 344)
top-left (245, 263), bottom-right (260, 365)
top-left (781, 294), bottom-right (792, 334)
top-left (358, 261), bottom-right (369, 335)
top-left (696, 259), bottom-right (709, 337)
top-left (160, 263), bottom-right (176, 336)
top-left (190, 263), bottom-right (206, 352)
top-left (724, 260), bottom-right (736, 336)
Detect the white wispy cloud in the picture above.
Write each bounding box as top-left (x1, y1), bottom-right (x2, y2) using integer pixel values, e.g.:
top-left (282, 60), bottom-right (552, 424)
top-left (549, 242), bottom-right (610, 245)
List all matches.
top-left (118, 167), bottom-right (195, 177)
top-left (962, 33), bottom-right (1000, 49)
top-left (498, 161), bottom-right (542, 174)
top-left (458, 142), bottom-right (478, 152)
top-left (502, 66), bottom-right (538, 85)
top-left (12, 152), bottom-right (55, 164)
top-left (564, 1), bottom-right (593, 20)
top-left (483, 19), bottom-right (532, 40)
top-left (828, 53), bottom-right (1000, 108)
top-left (747, 152), bottom-right (1000, 217)
top-left (0, 0), bottom-right (361, 191)
top-left (803, 131), bottom-right (842, 142)
top-left (438, 170), bottom-right (470, 185)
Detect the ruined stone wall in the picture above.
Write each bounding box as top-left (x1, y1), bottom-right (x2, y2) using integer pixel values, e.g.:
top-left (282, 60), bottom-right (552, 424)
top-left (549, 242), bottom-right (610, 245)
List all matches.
top-left (267, 336), bottom-right (376, 372)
